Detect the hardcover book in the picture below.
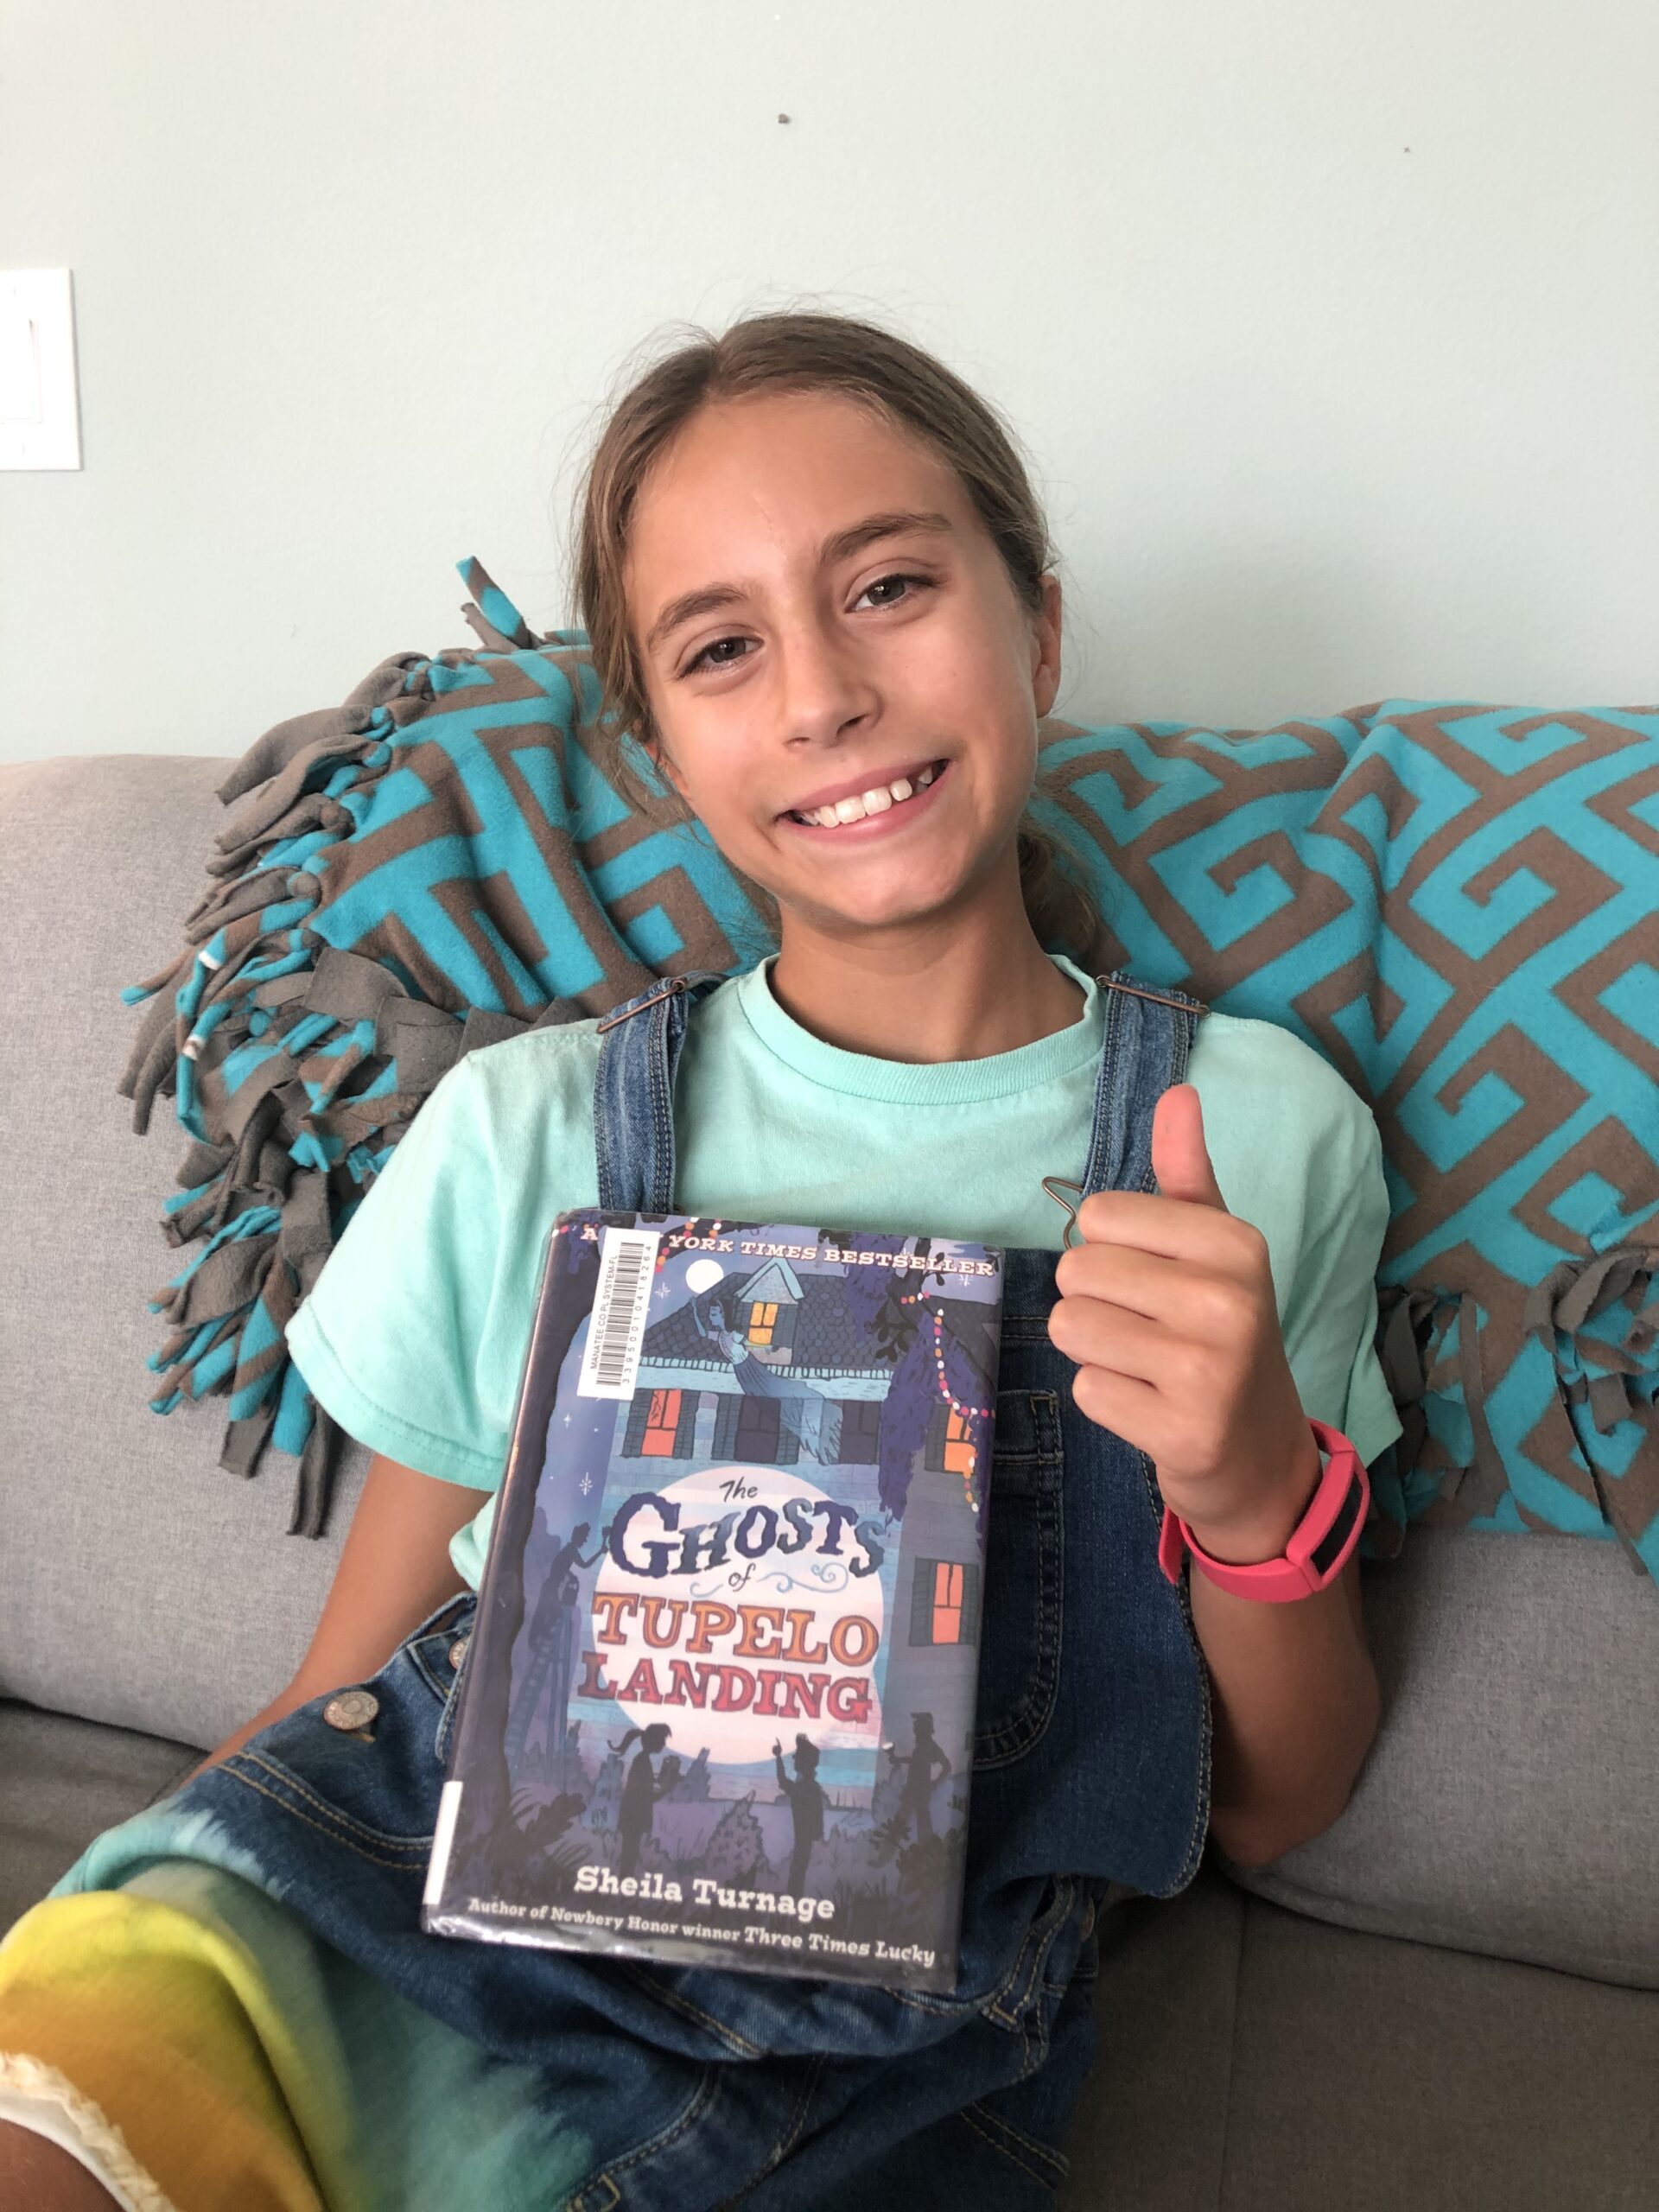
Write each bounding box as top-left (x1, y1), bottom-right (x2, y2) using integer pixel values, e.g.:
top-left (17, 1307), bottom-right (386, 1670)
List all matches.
top-left (422, 1209), bottom-right (1005, 1992)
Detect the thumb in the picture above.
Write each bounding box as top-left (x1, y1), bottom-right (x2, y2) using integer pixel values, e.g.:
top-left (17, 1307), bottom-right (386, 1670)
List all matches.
top-left (1151, 1084), bottom-right (1230, 1211)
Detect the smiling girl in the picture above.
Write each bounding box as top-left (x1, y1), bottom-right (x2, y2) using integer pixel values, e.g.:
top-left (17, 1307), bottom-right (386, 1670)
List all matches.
top-left (0, 310), bottom-right (1399, 2211)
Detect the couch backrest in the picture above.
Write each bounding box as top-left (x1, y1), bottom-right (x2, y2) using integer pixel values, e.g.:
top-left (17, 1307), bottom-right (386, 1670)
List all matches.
top-left (1225, 1525), bottom-right (1658, 1986)
top-left (2, 754), bottom-right (368, 1750)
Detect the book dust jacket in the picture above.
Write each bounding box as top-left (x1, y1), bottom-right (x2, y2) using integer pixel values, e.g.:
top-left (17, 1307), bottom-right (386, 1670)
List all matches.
top-left (423, 1211), bottom-right (1005, 1992)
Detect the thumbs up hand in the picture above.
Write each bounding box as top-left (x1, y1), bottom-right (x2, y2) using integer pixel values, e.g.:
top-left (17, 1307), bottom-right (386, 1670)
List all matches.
top-left (1048, 1085), bottom-right (1321, 1561)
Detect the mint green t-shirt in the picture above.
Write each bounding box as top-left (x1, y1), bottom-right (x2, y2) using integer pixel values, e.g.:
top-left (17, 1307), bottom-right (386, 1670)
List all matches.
top-left (284, 954), bottom-right (1402, 1588)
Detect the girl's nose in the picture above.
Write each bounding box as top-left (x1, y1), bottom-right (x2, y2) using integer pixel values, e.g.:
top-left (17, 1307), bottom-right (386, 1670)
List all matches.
top-left (775, 619), bottom-right (880, 748)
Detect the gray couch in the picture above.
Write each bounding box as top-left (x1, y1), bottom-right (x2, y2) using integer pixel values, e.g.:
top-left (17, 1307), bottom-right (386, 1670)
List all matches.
top-left (3, 752), bottom-right (1656, 2209)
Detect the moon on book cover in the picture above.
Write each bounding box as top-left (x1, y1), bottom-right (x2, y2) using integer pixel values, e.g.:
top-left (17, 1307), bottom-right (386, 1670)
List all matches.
top-left (593, 1464), bottom-right (887, 1766)
top-left (683, 1257), bottom-right (726, 1294)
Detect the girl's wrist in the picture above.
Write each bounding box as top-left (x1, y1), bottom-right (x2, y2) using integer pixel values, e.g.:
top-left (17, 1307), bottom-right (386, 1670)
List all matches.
top-left (1179, 1427), bottom-right (1325, 1567)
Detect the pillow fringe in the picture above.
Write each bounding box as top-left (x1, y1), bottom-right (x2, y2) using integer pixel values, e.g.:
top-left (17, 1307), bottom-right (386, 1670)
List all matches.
top-left (117, 562), bottom-right (766, 1538)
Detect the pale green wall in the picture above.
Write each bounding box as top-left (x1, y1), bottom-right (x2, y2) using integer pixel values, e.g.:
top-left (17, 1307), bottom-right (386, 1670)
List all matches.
top-left (3, 0), bottom-right (1655, 764)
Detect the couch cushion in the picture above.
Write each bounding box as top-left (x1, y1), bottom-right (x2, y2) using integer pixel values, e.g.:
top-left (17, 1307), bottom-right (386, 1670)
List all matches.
top-left (1221, 1527), bottom-right (1659, 1986)
top-left (1064, 1859), bottom-right (1658, 2212)
top-left (0, 755), bottom-right (370, 1749)
top-left (1208, 1888), bottom-right (1658, 2212)
top-left (0, 1704), bottom-right (198, 1933)
top-left (1060, 1860), bottom-right (1243, 2211)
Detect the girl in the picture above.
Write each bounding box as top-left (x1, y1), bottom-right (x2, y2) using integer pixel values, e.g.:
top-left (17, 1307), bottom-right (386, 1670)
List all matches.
top-left (0, 310), bottom-right (1398, 2212)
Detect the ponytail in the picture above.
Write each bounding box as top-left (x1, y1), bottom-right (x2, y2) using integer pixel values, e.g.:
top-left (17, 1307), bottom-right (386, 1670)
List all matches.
top-left (1015, 817), bottom-right (1109, 969)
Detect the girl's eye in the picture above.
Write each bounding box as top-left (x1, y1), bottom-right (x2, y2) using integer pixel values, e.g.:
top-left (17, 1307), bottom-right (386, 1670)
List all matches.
top-left (854, 571), bottom-right (933, 611)
top-left (679, 572), bottom-right (933, 675)
top-left (683, 635), bottom-right (757, 676)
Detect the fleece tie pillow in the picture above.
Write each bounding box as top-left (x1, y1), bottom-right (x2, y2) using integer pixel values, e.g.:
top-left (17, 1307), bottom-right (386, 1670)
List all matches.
top-left (1027, 701), bottom-right (1659, 1581)
top-left (116, 560), bottom-right (1659, 1582)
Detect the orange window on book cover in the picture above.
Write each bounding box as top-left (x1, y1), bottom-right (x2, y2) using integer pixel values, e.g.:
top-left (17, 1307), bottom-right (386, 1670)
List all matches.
top-left (943, 1408), bottom-right (975, 1477)
top-left (932, 1561), bottom-right (966, 1643)
top-left (747, 1300), bottom-right (779, 1345)
top-left (642, 1389), bottom-right (682, 1456)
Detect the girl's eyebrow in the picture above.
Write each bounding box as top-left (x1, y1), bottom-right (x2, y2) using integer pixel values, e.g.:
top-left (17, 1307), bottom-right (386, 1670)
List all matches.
top-left (645, 509), bottom-right (955, 656)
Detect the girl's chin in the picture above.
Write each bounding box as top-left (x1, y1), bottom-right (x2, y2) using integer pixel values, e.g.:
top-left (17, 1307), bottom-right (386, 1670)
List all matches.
top-left (777, 877), bottom-right (973, 938)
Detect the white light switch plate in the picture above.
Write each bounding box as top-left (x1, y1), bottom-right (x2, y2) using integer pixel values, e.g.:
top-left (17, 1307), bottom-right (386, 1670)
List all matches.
top-left (1, 269), bottom-right (82, 470)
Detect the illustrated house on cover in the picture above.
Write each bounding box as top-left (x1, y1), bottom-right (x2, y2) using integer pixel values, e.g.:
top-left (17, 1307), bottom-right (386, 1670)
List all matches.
top-left (620, 1261), bottom-right (885, 1468)
top-left (615, 1258), bottom-right (993, 1662)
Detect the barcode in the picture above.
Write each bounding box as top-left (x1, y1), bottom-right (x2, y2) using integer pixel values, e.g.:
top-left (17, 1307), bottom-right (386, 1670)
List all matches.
top-left (577, 1228), bottom-right (661, 1399)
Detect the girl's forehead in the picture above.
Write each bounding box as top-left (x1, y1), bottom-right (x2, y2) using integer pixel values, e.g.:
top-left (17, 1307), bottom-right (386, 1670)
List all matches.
top-left (627, 392), bottom-right (966, 569)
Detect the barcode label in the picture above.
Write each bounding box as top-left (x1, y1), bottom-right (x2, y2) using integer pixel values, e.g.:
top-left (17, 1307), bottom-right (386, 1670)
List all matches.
top-left (576, 1228), bottom-right (661, 1399)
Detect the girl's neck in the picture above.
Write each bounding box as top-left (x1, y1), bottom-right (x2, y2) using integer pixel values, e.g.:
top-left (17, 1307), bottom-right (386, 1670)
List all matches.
top-left (766, 876), bottom-right (1086, 1065)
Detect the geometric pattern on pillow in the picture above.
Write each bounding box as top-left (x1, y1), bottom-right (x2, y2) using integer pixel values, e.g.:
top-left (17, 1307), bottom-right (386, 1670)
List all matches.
top-left (1033, 700), bottom-right (1659, 1580)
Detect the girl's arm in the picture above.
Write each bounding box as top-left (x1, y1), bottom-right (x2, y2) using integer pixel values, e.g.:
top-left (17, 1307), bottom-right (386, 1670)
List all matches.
top-left (1185, 1497), bottom-right (1377, 1866)
top-left (1050, 1087), bottom-right (1382, 1866)
top-left (181, 1453), bottom-right (480, 1783)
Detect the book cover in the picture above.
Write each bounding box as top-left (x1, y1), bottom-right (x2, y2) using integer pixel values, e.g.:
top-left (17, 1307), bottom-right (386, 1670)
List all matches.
top-left (423, 1210), bottom-right (1004, 1992)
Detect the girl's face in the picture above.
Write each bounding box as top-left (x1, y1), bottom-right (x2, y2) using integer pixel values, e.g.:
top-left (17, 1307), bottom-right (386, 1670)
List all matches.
top-left (624, 390), bottom-right (1062, 940)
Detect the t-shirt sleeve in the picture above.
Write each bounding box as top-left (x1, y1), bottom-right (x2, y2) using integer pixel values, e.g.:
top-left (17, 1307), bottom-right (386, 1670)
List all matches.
top-left (1276, 1094), bottom-right (1403, 1472)
top-left (283, 1053), bottom-right (508, 1489)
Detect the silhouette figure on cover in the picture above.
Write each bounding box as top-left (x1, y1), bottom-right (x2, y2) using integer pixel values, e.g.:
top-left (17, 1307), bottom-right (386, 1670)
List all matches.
top-left (887, 1713), bottom-right (952, 1843)
top-left (505, 1516), bottom-right (604, 1783)
top-left (772, 1732), bottom-right (826, 1895)
top-left (612, 1722), bottom-right (679, 1875)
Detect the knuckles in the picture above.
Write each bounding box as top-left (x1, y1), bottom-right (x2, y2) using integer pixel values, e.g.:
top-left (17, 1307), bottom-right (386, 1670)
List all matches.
top-left (1045, 1296), bottom-right (1088, 1359)
top-left (1188, 1274), bottom-right (1260, 1344)
top-left (1074, 1192), bottom-right (1119, 1242)
top-left (1222, 1214), bottom-right (1271, 1274)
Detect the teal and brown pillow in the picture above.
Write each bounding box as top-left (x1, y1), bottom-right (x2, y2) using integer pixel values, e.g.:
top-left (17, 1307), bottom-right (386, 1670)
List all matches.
top-left (118, 559), bottom-right (1659, 1576)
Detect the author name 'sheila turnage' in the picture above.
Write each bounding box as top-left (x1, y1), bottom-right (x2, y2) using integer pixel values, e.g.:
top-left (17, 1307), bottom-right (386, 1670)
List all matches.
top-left (423, 1211), bottom-right (1006, 1992)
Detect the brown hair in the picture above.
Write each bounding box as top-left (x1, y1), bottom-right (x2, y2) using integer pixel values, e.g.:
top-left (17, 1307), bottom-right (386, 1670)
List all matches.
top-left (570, 308), bottom-right (1103, 963)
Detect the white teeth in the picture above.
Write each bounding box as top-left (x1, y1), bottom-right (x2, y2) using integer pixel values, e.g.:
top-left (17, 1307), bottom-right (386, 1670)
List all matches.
top-left (792, 764), bottom-right (941, 828)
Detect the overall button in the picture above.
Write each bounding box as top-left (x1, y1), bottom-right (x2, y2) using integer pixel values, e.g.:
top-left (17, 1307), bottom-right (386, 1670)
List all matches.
top-left (448, 1635), bottom-right (470, 1669)
top-left (323, 1688), bottom-right (379, 1732)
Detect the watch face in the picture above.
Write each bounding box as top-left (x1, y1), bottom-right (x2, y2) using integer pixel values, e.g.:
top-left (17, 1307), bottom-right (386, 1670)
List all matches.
top-left (1307, 1468), bottom-right (1368, 1580)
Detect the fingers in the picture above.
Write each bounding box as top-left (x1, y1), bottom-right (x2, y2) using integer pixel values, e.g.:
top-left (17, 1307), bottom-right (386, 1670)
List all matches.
top-left (1047, 1298), bottom-right (1171, 1384)
top-left (1061, 1190), bottom-right (1268, 1277)
top-left (1052, 1239), bottom-right (1211, 1326)
top-left (1056, 1253), bottom-right (1266, 1358)
top-left (1067, 1362), bottom-right (1163, 1443)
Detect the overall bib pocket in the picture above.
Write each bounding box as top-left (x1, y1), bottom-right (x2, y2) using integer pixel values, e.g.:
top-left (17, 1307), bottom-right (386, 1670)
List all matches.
top-left (973, 1389), bottom-right (1065, 1770)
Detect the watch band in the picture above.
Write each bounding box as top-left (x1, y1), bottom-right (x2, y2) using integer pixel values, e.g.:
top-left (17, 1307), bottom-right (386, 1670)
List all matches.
top-left (1157, 1419), bottom-right (1370, 1602)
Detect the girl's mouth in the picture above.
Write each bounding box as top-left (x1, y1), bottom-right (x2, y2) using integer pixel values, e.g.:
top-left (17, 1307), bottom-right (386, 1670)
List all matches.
top-left (782, 759), bottom-right (949, 832)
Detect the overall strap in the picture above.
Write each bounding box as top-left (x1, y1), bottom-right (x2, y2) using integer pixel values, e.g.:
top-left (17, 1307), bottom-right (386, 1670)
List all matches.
top-left (592, 970), bottom-right (728, 1212)
top-left (1078, 973), bottom-right (1207, 1199)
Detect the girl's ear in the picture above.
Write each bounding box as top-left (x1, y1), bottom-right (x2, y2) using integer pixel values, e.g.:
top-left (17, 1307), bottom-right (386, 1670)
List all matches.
top-left (639, 730), bottom-right (690, 804)
top-left (1030, 571), bottom-right (1064, 719)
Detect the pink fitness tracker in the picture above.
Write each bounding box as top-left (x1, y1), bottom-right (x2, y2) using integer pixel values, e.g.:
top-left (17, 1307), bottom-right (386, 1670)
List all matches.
top-left (1157, 1418), bottom-right (1370, 1602)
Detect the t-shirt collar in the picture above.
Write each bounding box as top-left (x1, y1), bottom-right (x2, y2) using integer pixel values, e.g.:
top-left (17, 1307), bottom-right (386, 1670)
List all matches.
top-left (733, 950), bottom-right (1103, 1104)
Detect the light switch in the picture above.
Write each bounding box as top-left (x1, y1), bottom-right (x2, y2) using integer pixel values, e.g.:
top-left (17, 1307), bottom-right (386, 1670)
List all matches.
top-left (0, 270), bottom-right (82, 470)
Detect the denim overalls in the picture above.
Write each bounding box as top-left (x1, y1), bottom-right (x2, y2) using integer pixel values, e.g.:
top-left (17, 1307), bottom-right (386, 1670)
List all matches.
top-left (125, 969), bottom-right (1213, 2209)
